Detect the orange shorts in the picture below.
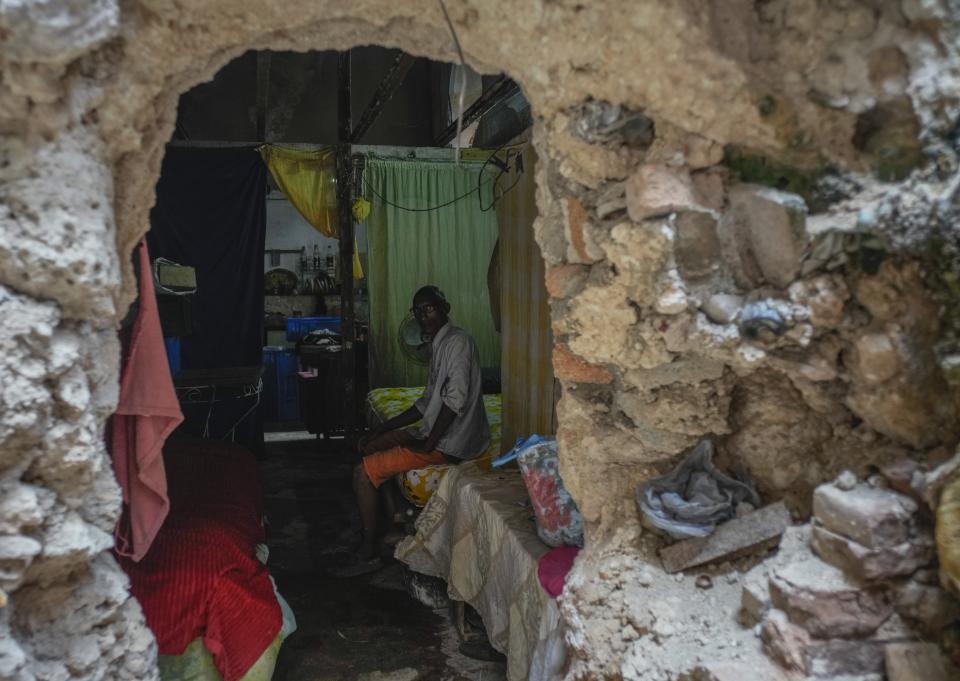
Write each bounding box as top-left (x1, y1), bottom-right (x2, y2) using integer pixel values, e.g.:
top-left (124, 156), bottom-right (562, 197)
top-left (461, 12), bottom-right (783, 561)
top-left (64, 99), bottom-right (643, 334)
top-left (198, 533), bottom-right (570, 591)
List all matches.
top-left (362, 446), bottom-right (447, 489)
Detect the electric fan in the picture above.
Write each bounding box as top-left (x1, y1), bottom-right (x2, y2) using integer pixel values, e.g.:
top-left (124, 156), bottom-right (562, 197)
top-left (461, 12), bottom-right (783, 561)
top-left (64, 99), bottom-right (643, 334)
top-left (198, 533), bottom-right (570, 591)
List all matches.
top-left (397, 313), bottom-right (432, 365)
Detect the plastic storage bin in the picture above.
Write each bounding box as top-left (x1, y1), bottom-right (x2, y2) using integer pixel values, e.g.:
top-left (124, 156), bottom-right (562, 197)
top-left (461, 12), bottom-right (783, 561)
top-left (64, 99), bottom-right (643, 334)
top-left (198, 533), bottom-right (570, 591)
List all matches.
top-left (285, 316), bottom-right (341, 342)
top-left (262, 346), bottom-right (300, 422)
top-left (163, 337), bottom-right (181, 377)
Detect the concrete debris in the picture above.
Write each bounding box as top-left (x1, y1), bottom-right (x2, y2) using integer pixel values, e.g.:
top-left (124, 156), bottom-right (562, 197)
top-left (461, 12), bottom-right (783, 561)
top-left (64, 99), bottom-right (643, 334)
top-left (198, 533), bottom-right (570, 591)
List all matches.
top-left (835, 470), bottom-right (857, 491)
top-left (812, 482), bottom-right (917, 549)
top-left (660, 502), bottom-right (790, 574)
top-left (809, 479), bottom-right (936, 581)
top-left (811, 524), bottom-right (934, 581)
top-left (878, 459), bottom-right (922, 499)
top-left (760, 608), bottom-right (809, 672)
top-left (691, 169), bottom-right (725, 212)
top-left (743, 471), bottom-right (954, 675)
top-left (570, 100), bottom-right (654, 148)
top-left (768, 558), bottom-right (894, 638)
top-left (787, 275), bottom-right (849, 329)
top-left (594, 181), bottom-right (627, 219)
top-left (739, 567), bottom-right (772, 627)
top-left (545, 264), bottom-right (588, 299)
top-left (849, 332), bottom-right (900, 385)
top-left (626, 164), bottom-right (704, 221)
top-left (553, 343), bottom-right (614, 385)
top-left (674, 211), bottom-right (722, 283)
top-left (725, 185), bottom-right (809, 288)
top-left (677, 660), bottom-right (793, 681)
top-left (701, 293), bottom-right (743, 325)
top-left (884, 642), bottom-right (956, 681)
top-left (803, 638), bottom-right (887, 678)
top-left (895, 579), bottom-right (960, 632)
top-left (761, 606), bottom-right (894, 677)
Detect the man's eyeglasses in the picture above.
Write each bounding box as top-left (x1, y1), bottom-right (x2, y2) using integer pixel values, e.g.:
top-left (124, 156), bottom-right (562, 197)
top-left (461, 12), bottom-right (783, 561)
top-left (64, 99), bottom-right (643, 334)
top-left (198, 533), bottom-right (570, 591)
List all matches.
top-left (410, 302), bottom-right (437, 316)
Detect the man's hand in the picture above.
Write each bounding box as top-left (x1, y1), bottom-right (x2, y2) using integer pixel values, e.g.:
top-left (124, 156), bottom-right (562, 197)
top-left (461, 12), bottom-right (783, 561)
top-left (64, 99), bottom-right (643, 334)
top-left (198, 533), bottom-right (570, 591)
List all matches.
top-left (408, 438), bottom-right (432, 453)
top-left (357, 427), bottom-right (383, 454)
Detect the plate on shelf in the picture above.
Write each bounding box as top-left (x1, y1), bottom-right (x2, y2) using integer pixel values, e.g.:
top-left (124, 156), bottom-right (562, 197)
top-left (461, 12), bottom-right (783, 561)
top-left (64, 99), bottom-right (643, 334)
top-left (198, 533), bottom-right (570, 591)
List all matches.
top-left (264, 267), bottom-right (299, 296)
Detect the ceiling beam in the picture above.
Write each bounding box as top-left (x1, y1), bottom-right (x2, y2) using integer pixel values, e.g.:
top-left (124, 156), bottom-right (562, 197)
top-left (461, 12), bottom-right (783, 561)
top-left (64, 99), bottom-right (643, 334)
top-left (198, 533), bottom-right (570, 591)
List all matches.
top-left (350, 51), bottom-right (418, 143)
top-left (434, 76), bottom-right (520, 146)
top-left (255, 51), bottom-right (271, 141)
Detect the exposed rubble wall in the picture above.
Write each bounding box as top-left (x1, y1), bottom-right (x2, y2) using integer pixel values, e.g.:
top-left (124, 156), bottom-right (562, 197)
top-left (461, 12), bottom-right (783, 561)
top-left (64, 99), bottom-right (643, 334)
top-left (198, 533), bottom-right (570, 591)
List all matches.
top-left (1, 1), bottom-right (959, 680)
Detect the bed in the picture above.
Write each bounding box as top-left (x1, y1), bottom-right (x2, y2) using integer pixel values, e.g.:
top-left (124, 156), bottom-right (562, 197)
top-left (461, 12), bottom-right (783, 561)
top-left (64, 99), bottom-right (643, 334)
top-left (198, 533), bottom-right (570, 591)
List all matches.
top-left (119, 436), bottom-right (295, 681)
top-left (365, 387), bottom-right (502, 506)
top-left (395, 462), bottom-right (566, 681)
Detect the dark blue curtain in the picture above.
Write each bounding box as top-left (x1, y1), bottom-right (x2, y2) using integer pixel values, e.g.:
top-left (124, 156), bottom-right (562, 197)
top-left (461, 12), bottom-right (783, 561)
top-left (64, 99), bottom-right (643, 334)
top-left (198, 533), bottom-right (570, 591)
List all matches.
top-left (148, 146), bottom-right (266, 369)
top-left (148, 147), bottom-right (267, 448)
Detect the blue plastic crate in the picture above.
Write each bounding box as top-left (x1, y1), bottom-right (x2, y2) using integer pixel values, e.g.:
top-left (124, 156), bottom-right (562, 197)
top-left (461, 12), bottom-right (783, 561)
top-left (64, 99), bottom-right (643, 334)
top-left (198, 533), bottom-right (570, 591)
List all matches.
top-left (163, 337), bottom-right (181, 377)
top-left (285, 316), bottom-right (341, 342)
top-left (262, 346), bottom-right (300, 421)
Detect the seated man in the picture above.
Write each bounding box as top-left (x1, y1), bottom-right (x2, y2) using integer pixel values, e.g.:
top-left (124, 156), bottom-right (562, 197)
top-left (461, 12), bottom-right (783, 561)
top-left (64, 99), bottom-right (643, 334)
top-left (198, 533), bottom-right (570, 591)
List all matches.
top-left (346, 285), bottom-right (490, 575)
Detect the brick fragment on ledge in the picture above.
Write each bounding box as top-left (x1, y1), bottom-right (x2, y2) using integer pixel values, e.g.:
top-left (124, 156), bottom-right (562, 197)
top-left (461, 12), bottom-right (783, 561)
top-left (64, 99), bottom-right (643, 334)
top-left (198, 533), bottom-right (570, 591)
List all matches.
top-left (545, 264), bottom-right (588, 299)
top-left (553, 343), bottom-right (613, 384)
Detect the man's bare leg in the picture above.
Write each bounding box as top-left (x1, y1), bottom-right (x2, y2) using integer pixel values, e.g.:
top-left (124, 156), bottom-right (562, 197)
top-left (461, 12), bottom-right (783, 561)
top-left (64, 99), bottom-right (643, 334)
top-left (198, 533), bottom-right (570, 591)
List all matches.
top-left (352, 463), bottom-right (379, 559)
top-left (351, 430), bottom-right (413, 561)
top-left (380, 482), bottom-right (397, 525)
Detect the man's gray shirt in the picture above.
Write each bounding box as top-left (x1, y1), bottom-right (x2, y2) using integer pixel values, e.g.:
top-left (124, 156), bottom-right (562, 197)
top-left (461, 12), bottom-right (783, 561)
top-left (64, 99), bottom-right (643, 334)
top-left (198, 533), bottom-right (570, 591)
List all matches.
top-left (413, 323), bottom-right (490, 460)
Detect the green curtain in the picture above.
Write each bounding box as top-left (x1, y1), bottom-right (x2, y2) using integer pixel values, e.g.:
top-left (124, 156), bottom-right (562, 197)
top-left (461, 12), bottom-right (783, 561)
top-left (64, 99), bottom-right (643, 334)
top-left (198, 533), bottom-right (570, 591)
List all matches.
top-left (365, 157), bottom-right (501, 388)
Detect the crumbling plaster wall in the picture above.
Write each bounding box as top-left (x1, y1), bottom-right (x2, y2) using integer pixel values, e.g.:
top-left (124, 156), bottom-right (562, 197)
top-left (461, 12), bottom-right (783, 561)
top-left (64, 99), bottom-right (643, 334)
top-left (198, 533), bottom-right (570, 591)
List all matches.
top-left (1, 1), bottom-right (959, 679)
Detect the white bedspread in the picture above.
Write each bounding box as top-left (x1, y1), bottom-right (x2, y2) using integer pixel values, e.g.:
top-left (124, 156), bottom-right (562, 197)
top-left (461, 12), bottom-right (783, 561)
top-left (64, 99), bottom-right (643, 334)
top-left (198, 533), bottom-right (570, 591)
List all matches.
top-left (396, 463), bottom-right (565, 681)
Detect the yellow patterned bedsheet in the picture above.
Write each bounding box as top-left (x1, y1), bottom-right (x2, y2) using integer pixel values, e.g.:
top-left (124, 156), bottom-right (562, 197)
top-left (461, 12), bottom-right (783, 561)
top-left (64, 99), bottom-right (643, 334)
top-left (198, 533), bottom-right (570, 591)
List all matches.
top-left (366, 387), bottom-right (502, 507)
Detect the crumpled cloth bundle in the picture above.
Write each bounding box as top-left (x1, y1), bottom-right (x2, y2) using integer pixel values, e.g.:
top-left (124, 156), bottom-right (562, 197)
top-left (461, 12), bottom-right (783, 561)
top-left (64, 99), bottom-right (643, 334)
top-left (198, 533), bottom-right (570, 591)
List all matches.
top-left (636, 440), bottom-right (760, 540)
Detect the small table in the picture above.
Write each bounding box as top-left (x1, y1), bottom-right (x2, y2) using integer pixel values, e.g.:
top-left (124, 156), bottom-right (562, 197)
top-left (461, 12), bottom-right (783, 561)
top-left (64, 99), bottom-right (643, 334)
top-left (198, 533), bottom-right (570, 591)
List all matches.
top-left (174, 366), bottom-right (263, 440)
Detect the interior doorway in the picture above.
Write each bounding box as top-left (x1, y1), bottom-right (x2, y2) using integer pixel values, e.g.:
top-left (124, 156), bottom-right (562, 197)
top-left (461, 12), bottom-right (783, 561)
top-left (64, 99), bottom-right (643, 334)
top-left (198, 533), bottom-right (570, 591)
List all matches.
top-left (113, 46), bottom-right (558, 681)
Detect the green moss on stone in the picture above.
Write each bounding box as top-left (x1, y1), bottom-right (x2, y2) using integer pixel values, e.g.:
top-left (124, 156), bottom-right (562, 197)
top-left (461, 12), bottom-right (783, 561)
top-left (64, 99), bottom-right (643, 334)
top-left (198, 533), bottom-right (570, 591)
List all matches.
top-left (724, 147), bottom-right (829, 208)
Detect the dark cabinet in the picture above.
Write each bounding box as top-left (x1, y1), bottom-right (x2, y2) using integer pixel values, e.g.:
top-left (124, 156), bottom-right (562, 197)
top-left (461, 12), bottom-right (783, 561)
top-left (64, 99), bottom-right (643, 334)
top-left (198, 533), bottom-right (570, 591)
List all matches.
top-left (298, 342), bottom-right (367, 438)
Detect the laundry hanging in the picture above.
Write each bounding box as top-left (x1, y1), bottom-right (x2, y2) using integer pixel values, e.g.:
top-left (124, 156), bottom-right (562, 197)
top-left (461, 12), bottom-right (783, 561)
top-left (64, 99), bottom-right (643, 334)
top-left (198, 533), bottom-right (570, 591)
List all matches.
top-left (111, 239), bottom-right (185, 561)
top-left (258, 145), bottom-right (364, 279)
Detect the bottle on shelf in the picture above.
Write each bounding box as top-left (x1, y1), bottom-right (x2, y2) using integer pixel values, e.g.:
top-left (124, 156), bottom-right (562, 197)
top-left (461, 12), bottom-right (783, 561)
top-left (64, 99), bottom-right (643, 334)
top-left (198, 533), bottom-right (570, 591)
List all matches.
top-left (325, 243), bottom-right (335, 277)
top-left (299, 246), bottom-right (307, 272)
top-left (312, 244), bottom-right (320, 270)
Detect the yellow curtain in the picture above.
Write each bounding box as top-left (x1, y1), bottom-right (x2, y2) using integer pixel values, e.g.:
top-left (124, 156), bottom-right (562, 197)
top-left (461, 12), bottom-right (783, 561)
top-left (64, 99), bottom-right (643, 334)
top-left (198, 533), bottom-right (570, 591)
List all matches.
top-left (258, 145), bottom-right (364, 279)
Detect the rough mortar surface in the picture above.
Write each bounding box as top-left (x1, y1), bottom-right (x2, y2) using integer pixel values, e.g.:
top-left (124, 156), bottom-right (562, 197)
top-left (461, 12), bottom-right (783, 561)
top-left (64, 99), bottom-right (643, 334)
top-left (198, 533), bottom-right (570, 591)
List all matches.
top-left (1, 1), bottom-right (959, 679)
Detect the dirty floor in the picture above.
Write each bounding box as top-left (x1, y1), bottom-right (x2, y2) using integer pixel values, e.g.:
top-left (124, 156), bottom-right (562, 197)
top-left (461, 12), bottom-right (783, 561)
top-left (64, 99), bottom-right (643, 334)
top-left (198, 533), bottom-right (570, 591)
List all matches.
top-left (260, 433), bottom-right (506, 681)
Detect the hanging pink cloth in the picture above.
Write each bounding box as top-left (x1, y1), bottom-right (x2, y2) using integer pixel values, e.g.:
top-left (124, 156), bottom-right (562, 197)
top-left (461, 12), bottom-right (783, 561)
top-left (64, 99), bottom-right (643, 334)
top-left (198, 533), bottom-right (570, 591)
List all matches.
top-left (112, 239), bottom-right (184, 561)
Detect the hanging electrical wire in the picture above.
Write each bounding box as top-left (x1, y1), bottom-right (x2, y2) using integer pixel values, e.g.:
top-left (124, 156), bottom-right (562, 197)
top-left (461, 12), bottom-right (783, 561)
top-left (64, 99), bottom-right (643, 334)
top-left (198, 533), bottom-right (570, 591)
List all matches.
top-left (438, 0), bottom-right (467, 165)
top-left (357, 143), bottom-right (527, 214)
top-left (477, 142), bottom-right (527, 211)
top-left (361, 172), bottom-right (490, 212)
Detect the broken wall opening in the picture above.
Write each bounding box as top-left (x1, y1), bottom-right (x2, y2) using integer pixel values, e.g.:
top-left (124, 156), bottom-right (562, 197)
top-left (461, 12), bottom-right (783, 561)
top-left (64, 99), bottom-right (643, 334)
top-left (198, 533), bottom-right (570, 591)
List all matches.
top-left (105, 41), bottom-right (552, 681)
top-left (3, 2), bottom-right (960, 680)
